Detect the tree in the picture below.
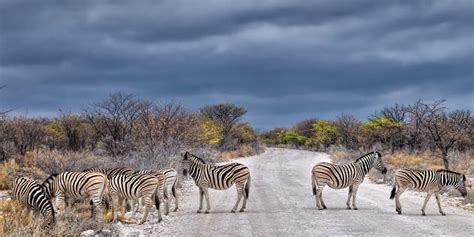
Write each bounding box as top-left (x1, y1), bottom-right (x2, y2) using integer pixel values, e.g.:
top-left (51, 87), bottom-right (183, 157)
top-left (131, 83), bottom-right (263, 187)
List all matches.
top-left (406, 100), bottom-right (472, 169)
top-left (279, 130), bottom-right (308, 147)
top-left (259, 128), bottom-right (287, 146)
top-left (313, 120), bottom-right (337, 148)
top-left (200, 103), bottom-right (247, 150)
top-left (83, 92), bottom-right (148, 157)
top-left (362, 117), bottom-right (402, 152)
top-left (334, 114), bottom-right (361, 150)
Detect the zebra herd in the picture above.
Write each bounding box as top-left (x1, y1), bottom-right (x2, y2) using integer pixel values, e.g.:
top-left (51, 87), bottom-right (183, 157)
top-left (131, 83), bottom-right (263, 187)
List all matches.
top-left (9, 151), bottom-right (468, 231)
top-left (10, 166), bottom-right (179, 229)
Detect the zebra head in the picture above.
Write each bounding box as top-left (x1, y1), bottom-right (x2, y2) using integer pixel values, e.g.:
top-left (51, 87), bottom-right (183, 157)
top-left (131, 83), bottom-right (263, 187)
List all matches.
top-left (42, 173), bottom-right (59, 198)
top-left (437, 170), bottom-right (467, 197)
top-left (181, 151), bottom-right (191, 176)
top-left (373, 151), bottom-right (387, 174)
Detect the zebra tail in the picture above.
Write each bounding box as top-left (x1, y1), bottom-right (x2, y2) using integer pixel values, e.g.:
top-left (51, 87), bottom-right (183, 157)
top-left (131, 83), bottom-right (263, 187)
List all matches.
top-left (245, 175), bottom-right (251, 199)
top-left (312, 172), bottom-right (317, 195)
top-left (389, 182), bottom-right (396, 200)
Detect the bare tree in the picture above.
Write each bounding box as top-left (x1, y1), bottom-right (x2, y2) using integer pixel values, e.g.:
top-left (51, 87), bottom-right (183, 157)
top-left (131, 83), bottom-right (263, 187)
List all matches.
top-left (334, 114), bottom-right (361, 150)
top-left (406, 100), bottom-right (472, 169)
top-left (83, 92), bottom-right (148, 157)
top-left (200, 103), bottom-right (247, 150)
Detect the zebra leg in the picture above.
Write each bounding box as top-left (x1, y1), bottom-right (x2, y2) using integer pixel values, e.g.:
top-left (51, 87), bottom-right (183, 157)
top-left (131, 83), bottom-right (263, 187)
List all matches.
top-left (346, 186), bottom-right (353, 209)
top-left (111, 195), bottom-right (118, 222)
top-left (435, 193), bottom-right (445, 216)
top-left (421, 193), bottom-right (432, 216)
top-left (172, 183), bottom-right (179, 212)
top-left (395, 187), bottom-right (406, 214)
top-left (197, 187), bottom-right (204, 213)
top-left (232, 183), bottom-right (245, 213)
top-left (351, 186), bottom-right (359, 210)
top-left (138, 197), bottom-right (152, 225)
top-left (55, 192), bottom-right (64, 214)
top-left (318, 187), bottom-right (327, 209)
top-left (203, 187), bottom-right (211, 214)
top-left (129, 199), bottom-right (136, 215)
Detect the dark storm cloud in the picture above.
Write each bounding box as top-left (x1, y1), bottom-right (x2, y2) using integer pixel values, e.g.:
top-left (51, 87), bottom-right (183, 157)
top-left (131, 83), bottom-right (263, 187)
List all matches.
top-left (0, 0), bottom-right (472, 129)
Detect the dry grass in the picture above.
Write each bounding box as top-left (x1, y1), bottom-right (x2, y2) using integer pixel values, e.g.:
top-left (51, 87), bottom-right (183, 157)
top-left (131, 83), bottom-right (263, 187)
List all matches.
top-left (0, 160), bottom-right (20, 190)
top-left (0, 199), bottom-right (33, 236)
top-left (220, 144), bottom-right (259, 160)
top-left (385, 151), bottom-right (444, 170)
top-left (0, 199), bottom-right (113, 236)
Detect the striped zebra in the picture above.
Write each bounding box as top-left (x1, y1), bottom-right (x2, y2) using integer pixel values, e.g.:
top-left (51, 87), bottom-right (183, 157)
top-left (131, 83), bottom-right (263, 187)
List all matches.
top-left (42, 172), bottom-right (108, 220)
top-left (135, 168), bottom-right (178, 212)
top-left (390, 169), bottom-right (467, 216)
top-left (83, 166), bottom-right (134, 179)
top-left (181, 152), bottom-right (251, 213)
top-left (109, 174), bottom-right (163, 224)
top-left (11, 177), bottom-right (55, 229)
top-left (311, 151), bottom-right (387, 210)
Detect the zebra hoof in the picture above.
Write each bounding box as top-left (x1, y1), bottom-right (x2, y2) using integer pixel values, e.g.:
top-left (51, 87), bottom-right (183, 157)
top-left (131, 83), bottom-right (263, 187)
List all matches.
top-left (318, 207), bottom-right (323, 210)
top-left (239, 209), bottom-right (245, 212)
top-left (322, 206), bottom-right (327, 209)
top-left (346, 206), bottom-right (351, 210)
top-left (353, 207), bottom-right (358, 210)
top-left (204, 210), bottom-right (210, 214)
top-left (422, 213), bottom-right (426, 216)
top-left (197, 210), bottom-right (202, 213)
top-left (231, 210), bottom-right (236, 213)
top-left (441, 212), bottom-right (446, 216)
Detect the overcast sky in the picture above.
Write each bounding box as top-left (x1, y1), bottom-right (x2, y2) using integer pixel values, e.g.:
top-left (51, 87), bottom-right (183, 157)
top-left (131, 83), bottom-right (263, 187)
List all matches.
top-left (0, 0), bottom-right (472, 130)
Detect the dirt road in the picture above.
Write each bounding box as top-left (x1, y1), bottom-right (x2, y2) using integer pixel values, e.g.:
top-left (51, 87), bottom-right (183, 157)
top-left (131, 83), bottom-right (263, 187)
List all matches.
top-left (119, 148), bottom-right (473, 236)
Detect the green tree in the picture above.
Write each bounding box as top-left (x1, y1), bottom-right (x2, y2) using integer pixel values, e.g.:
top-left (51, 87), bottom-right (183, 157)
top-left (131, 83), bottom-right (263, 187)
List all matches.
top-left (313, 120), bottom-right (337, 148)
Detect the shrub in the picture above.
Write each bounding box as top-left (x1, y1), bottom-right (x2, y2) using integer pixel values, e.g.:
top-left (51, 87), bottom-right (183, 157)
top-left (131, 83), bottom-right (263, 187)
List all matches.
top-left (0, 159), bottom-right (19, 190)
top-left (0, 199), bottom-right (33, 236)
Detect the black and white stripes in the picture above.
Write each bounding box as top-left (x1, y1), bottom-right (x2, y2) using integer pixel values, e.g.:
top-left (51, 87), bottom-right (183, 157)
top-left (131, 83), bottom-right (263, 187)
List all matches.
top-left (181, 152), bottom-right (251, 213)
top-left (390, 168), bottom-right (467, 216)
top-left (42, 172), bottom-right (109, 220)
top-left (109, 173), bottom-right (163, 224)
top-left (311, 151), bottom-right (387, 210)
top-left (11, 177), bottom-right (55, 229)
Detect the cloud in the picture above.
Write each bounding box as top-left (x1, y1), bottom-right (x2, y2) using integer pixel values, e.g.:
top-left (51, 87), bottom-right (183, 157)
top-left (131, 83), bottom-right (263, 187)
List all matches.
top-left (0, 0), bottom-right (472, 129)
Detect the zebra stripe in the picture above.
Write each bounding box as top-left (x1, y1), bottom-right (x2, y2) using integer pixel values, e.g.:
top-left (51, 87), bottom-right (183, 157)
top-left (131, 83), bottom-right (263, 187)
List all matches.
top-left (311, 151), bottom-right (387, 210)
top-left (135, 168), bottom-right (178, 211)
top-left (11, 177), bottom-right (55, 229)
top-left (181, 152), bottom-right (251, 213)
top-left (390, 168), bottom-right (467, 216)
top-left (42, 172), bottom-right (108, 220)
top-left (83, 167), bottom-right (134, 179)
top-left (109, 174), bottom-right (163, 224)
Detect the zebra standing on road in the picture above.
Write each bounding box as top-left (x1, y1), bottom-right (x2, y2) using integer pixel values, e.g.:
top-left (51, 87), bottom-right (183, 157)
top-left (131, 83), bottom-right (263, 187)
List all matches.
top-left (390, 169), bottom-right (467, 216)
top-left (11, 177), bottom-right (55, 229)
top-left (135, 168), bottom-right (178, 211)
top-left (181, 152), bottom-right (251, 213)
top-left (109, 174), bottom-right (163, 224)
top-left (311, 151), bottom-right (387, 210)
top-left (42, 172), bottom-right (108, 220)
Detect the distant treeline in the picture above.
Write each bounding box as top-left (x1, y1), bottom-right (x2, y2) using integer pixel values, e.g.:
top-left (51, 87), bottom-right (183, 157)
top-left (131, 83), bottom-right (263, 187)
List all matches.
top-left (259, 100), bottom-right (473, 169)
top-left (0, 92), bottom-right (262, 164)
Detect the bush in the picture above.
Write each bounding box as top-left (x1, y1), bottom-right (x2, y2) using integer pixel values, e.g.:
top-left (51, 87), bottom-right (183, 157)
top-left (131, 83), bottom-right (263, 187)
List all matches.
top-left (0, 159), bottom-right (19, 190)
top-left (31, 150), bottom-right (108, 175)
top-left (0, 199), bottom-right (32, 236)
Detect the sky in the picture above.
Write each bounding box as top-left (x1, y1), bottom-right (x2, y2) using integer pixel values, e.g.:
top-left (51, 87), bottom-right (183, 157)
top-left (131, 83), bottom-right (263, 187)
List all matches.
top-left (0, 0), bottom-right (473, 130)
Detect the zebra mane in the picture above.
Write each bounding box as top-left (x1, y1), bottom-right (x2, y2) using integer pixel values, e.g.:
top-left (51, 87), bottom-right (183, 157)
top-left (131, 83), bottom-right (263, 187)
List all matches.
top-left (188, 152), bottom-right (206, 164)
top-left (436, 169), bottom-right (462, 176)
top-left (355, 151), bottom-right (377, 162)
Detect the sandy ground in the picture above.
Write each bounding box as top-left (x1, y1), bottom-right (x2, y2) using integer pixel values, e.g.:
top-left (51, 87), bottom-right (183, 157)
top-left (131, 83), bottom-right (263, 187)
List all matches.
top-left (112, 148), bottom-right (473, 236)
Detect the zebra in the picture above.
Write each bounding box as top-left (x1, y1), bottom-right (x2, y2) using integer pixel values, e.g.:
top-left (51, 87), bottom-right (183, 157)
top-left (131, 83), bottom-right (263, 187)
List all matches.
top-left (83, 166), bottom-right (134, 209)
top-left (135, 168), bottom-right (178, 212)
top-left (181, 151), bottom-right (251, 213)
top-left (311, 151), bottom-right (387, 210)
top-left (109, 174), bottom-right (164, 224)
top-left (11, 177), bottom-right (55, 229)
top-left (42, 172), bottom-right (108, 220)
top-left (131, 169), bottom-right (170, 215)
top-left (83, 166), bottom-right (134, 179)
top-left (390, 169), bottom-right (467, 216)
